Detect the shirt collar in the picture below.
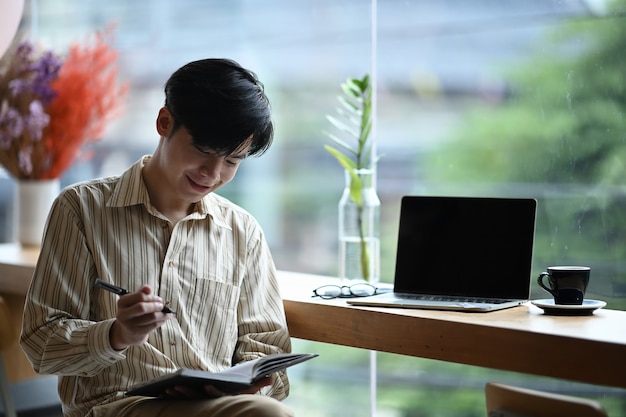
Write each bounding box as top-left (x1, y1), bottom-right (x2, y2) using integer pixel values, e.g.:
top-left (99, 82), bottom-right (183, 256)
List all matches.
top-left (107, 156), bottom-right (151, 209)
top-left (189, 196), bottom-right (231, 229)
top-left (107, 156), bottom-right (231, 230)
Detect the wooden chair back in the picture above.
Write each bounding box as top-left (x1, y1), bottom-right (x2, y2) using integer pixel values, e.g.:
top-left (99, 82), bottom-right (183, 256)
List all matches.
top-left (485, 382), bottom-right (608, 417)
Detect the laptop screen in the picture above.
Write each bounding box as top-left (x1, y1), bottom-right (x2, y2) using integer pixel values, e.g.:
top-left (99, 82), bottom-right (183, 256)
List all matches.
top-left (393, 196), bottom-right (537, 300)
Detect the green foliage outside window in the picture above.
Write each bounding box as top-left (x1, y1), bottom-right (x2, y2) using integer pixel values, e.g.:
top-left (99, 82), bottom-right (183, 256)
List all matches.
top-left (427, 0), bottom-right (626, 309)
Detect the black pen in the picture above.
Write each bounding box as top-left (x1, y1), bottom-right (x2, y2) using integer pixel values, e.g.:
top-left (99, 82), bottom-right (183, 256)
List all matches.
top-left (95, 279), bottom-right (176, 315)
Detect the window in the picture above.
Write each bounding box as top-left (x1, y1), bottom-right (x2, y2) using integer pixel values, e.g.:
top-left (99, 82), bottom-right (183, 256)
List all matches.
top-left (2, 1), bottom-right (625, 415)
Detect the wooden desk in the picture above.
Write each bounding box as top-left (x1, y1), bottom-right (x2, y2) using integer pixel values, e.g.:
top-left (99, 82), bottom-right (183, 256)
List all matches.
top-left (0, 243), bottom-right (37, 296)
top-left (2, 243), bottom-right (626, 389)
top-left (280, 272), bottom-right (626, 390)
top-left (0, 244), bottom-right (39, 382)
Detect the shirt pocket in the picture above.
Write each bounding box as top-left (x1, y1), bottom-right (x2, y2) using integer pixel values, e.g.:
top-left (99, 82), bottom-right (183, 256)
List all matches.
top-left (183, 276), bottom-right (239, 364)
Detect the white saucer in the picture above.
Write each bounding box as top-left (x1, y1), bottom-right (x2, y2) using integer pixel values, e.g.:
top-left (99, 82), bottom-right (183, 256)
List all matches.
top-left (531, 299), bottom-right (606, 315)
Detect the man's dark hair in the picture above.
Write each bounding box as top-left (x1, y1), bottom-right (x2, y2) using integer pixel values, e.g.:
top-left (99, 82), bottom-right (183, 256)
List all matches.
top-left (164, 58), bottom-right (273, 157)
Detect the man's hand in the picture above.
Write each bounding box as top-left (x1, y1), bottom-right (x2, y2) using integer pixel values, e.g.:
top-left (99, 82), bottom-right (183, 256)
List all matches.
top-left (110, 285), bottom-right (172, 350)
top-left (160, 375), bottom-right (274, 400)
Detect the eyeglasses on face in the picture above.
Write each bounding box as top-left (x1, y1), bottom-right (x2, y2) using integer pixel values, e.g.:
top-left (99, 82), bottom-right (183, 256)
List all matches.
top-left (311, 283), bottom-right (379, 299)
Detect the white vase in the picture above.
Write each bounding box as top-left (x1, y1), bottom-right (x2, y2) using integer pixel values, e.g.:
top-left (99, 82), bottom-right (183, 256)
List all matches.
top-left (14, 179), bottom-right (61, 247)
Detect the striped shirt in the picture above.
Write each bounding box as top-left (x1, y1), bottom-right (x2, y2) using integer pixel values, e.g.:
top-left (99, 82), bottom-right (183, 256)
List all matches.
top-left (20, 156), bottom-right (292, 417)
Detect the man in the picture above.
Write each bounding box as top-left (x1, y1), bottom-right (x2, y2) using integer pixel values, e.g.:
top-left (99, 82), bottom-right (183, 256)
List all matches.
top-left (20, 58), bottom-right (294, 417)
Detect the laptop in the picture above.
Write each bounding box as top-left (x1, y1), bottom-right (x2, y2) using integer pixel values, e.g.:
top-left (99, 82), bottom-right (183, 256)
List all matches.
top-left (348, 195), bottom-right (537, 312)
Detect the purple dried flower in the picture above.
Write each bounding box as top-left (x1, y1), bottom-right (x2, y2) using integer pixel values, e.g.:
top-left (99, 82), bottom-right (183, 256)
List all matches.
top-left (24, 100), bottom-right (50, 141)
top-left (34, 51), bottom-right (61, 82)
top-left (8, 42), bottom-right (36, 95)
top-left (0, 100), bottom-right (25, 149)
top-left (29, 51), bottom-right (61, 105)
top-left (18, 145), bottom-right (33, 176)
top-left (15, 42), bottom-right (34, 61)
top-left (7, 41), bottom-right (61, 105)
top-left (8, 78), bottom-right (29, 96)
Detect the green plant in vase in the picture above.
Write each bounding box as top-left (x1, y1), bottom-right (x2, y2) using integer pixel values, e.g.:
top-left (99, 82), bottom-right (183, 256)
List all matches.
top-left (324, 74), bottom-right (381, 282)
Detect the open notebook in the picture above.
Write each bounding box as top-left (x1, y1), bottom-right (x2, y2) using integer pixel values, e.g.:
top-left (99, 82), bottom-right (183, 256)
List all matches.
top-left (348, 196), bottom-right (537, 312)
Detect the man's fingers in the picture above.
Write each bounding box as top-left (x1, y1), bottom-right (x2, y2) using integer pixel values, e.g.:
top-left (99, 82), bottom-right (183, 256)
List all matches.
top-left (117, 289), bottom-right (166, 320)
top-left (203, 385), bottom-right (225, 398)
top-left (111, 285), bottom-right (172, 349)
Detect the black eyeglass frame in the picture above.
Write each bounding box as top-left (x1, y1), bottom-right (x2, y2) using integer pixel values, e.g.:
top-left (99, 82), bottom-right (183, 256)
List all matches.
top-left (311, 283), bottom-right (382, 300)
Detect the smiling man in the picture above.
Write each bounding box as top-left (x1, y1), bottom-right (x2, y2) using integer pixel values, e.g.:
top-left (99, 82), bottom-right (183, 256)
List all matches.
top-left (20, 59), bottom-right (293, 417)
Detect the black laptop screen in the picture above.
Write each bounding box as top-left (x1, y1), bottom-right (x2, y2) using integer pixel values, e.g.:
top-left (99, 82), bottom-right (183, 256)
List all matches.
top-left (393, 196), bottom-right (537, 300)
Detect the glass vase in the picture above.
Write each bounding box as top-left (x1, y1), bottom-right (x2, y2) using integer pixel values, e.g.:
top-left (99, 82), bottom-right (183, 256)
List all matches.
top-left (338, 169), bottom-right (380, 284)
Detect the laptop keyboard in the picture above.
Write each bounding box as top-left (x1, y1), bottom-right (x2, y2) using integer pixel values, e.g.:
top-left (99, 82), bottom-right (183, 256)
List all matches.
top-left (398, 294), bottom-right (511, 304)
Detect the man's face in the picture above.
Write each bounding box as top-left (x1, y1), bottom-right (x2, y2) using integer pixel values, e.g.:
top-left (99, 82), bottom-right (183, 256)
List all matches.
top-left (155, 107), bottom-right (250, 203)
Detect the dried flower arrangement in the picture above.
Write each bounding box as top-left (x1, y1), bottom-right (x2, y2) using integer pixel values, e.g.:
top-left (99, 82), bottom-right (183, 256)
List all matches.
top-left (0, 28), bottom-right (126, 179)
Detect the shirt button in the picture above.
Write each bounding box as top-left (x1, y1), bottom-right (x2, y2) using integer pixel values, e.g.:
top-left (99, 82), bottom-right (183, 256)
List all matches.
top-left (170, 340), bottom-right (176, 346)
top-left (168, 261), bottom-right (173, 267)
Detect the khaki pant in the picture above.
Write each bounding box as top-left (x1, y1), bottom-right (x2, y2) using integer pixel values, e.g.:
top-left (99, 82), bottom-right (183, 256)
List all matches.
top-left (90, 395), bottom-right (294, 417)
